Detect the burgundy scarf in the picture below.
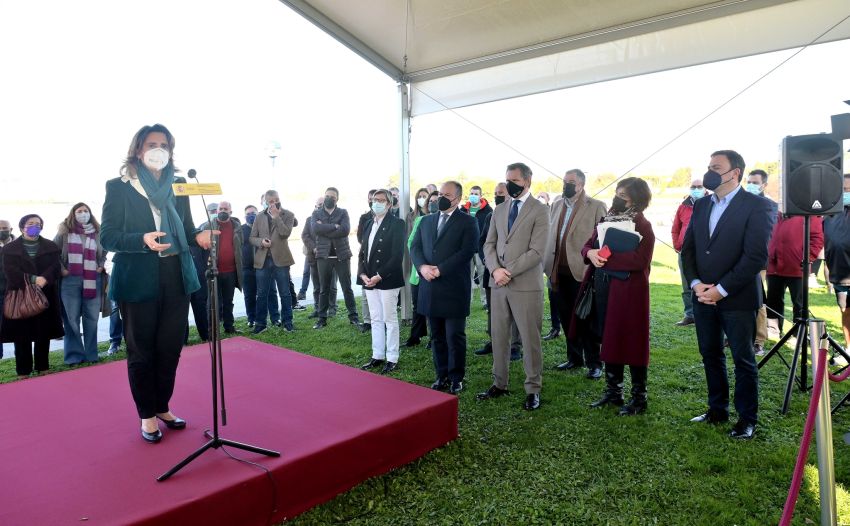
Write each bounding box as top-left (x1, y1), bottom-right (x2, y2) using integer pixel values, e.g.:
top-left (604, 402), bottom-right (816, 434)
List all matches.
top-left (68, 223), bottom-right (98, 299)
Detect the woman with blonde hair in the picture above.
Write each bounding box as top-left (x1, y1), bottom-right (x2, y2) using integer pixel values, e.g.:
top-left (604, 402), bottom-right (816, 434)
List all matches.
top-left (54, 202), bottom-right (106, 365)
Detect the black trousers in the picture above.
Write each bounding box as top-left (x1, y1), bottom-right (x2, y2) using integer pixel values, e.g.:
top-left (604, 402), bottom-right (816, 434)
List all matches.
top-left (120, 256), bottom-right (191, 419)
top-left (765, 274), bottom-right (804, 332)
top-left (429, 316), bottom-right (467, 382)
top-left (317, 257), bottom-right (357, 320)
top-left (216, 270), bottom-right (237, 331)
top-left (555, 271), bottom-right (601, 368)
top-left (309, 259), bottom-right (337, 310)
top-left (548, 287), bottom-right (561, 331)
top-left (409, 283), bottom-right (428, 340)
top-left (188, 277), bottom-right (209, 341)
top-left (14, 338), bottom-right (50, 375)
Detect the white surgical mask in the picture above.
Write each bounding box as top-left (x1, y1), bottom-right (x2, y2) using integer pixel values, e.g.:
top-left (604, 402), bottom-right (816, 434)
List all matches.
top-left (75, 212), bottom-right (91, 224)
top-left (142, 147), bottom-right (169, 171)
top-left (417, 197), bottom-right (427, 208)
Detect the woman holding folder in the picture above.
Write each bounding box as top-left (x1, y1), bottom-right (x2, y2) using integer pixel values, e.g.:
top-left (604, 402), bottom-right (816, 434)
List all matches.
top-left (571, 177), bottom-right (655, 415)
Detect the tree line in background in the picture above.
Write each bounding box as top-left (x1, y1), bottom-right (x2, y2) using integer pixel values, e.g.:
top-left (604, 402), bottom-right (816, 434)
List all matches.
top-left (388, 160), bottom-right (781, 201)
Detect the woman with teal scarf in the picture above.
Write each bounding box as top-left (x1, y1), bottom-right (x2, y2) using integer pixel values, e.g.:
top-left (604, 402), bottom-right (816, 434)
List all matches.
top-left (101, 124), bottom-right (216, 444)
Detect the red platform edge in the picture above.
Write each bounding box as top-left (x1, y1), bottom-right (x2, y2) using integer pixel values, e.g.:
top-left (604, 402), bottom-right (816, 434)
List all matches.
top-left (0, 337), bottom-right (458, 525)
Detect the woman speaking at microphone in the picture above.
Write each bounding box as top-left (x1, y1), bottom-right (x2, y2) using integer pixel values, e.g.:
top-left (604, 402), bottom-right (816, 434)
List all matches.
top-left (101, 124), bottom-right (216, 444)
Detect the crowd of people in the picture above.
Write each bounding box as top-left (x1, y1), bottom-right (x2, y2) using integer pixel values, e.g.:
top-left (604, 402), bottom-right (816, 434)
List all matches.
top-left (3, 125), bottom-right (850, 444)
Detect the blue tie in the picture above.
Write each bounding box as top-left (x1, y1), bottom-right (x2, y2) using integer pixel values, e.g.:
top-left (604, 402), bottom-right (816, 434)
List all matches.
top-left (508, 200), bottom-right (520, 232)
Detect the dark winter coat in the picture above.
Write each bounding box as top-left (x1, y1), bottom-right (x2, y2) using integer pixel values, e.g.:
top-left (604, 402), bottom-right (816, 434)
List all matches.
top-left (0, 237), bottom-right (64, 343)
top-left (310, 207), bottom-right (353, 260)
top-left (356, 214), bottom-right (406, 290)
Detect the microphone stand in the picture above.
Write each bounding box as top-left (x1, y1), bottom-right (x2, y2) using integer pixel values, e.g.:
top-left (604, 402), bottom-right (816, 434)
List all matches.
top-left (158, 171), bottom-right (279, 481)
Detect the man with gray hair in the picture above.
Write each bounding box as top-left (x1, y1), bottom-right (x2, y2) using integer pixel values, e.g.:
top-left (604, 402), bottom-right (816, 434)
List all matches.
top-left (250, 189), bottom-right (296, 333)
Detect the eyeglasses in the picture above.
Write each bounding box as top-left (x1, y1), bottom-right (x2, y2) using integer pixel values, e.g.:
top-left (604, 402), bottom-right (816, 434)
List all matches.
top-left (690, 185), bottom-right (704, 190)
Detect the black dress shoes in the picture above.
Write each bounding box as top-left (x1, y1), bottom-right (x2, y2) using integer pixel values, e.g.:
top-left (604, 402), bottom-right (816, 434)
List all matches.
top-left (313, 319), bottom-right (327, 329)
top-left (361, 358), bottom-right (384, 370)
top-left (350, 317), bottom-right (362, 326)
top-left (556, 361), bottom-right (582, 371)
top-left (510, 351), bottom-right (522, 361)
top-left (474, 344), bottom-right (493, 356)
top-left (729, 419), bottom-right (757, 440)
top-left (586, 367), bottom-right (603, 379)
top-left (360, 323), bottom-right (371, 333)
top-left (157, 415), bottom-right (187, 430)
top-left (431, 378), bottom-right (450, 391)
top-left (523, 393), bottom-right (541, 411)
top-left (404, 338), bottom-right (420, 348)
top-left (141, 427), bottom-right (163, 443)
top-left (690, 411), bottom-right (729, 424)
top-left (449, 381), bottom-right (463, 394)
top-left (675, 317), bottom-right (695, 327)
top-left (381, 361), bottom-right (397, 374)
top-left (476, 385), bottom-right (510, 400)
top-left (542, 328), bottom-right (561, 341)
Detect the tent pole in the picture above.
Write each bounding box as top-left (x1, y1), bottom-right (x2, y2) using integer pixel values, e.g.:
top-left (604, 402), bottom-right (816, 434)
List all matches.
top-left (399, 81), bottom-right (412, 322)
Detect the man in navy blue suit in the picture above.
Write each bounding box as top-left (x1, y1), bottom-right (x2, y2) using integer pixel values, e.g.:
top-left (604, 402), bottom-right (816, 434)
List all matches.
top-left (682, 150), bottom-right (775, 440)
top-left (410, 181), bottom-right (479, 394)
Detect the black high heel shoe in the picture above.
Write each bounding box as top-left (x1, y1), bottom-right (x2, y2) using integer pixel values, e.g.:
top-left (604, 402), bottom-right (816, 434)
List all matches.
top-left (157, 415), bottom-right (187, 430)
top-left (141, 427), bottom-right (163, 443)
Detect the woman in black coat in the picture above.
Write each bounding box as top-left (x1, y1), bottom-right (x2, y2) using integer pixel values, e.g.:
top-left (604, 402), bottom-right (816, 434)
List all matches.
top-left (1, 214), bottom-right (64, 376)
top-left (100, 124), bottom-right (215, 444)
top-left (357, 189), bottom-right (406, 374)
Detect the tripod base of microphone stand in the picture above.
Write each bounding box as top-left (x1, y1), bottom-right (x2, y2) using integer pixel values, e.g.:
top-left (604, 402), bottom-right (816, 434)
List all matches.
top-left (157, 431), bottom-right (280, 481)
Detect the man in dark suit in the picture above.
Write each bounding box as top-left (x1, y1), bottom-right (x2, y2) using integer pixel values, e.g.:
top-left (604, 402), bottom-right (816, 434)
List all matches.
top-left (411, 181), bottom-right (479, 394)
top-left (682, 149), bottom-right (775, 440)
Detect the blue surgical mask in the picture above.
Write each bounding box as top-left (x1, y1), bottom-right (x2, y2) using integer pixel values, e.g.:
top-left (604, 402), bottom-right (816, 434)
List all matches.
top-left (745, 183), bottom-right (761, 195)
top-left (844, 192), bottom-right (850, 207)
top-left (246, 213), bottom-right (256, 225)
top-left (689, 188), bottom-right (705, 200)
top-left (469, 194), bottom-right (480, 205)
top-left (371, 202), bottom-right (387, 215)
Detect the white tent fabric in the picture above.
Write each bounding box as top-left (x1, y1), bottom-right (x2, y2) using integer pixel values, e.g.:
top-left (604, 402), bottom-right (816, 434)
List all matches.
top-left (279, 0), bottom-right (850, 115)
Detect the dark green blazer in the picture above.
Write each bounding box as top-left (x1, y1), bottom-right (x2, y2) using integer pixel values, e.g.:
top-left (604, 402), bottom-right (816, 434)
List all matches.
top-left (100, 175), bottom-right (198, 303)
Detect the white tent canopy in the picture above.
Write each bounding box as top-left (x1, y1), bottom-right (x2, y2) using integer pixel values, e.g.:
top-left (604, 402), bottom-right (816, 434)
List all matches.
top-left (279, 0), bottom-right (850, 115)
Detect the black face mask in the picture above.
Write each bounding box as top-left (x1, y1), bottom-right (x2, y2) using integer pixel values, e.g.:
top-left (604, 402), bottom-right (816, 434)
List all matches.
top-left (0, 231), bottom-right (9, 241)
top-left (703, 168), bottom-right (735, 191)
top-left (324, 196), bottom-right (336, 209)
top-left (392, 196), bottom-right (399, 207)
top-left (428, 202), bottom-right (439, 214)
top-left (494, 195), bottom-right (506, 206)
top-left (438, 196), bottom-right (452, 212)
top-left (611, 196), bottom-right (629, 212)
top-left (562, 182), bottom-right (577, 199)
top-left (506, 180), bottom-right (525, 198)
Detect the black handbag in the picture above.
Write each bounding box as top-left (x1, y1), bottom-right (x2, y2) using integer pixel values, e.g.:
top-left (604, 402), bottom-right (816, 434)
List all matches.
top-left (574, 283), bottom-right (594, 320)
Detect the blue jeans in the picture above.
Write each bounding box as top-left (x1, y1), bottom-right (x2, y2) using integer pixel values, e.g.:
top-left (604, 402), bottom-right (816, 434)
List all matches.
top-left (60, 274), bottom-right (102, 363)
top-left (109, 300), bottom-right (123, 345)
top-left (693, 299), bottom-right (759, 424)
top-left (256, 257), bottom-right (292, 329)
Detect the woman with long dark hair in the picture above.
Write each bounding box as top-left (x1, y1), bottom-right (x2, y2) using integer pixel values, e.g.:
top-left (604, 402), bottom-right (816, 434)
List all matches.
top-left (54, 202), bottom-right (106, 364)
top-left (572, 177), bottom-right (655, 416)
top-left (101, 124), bottom-right (215, 443)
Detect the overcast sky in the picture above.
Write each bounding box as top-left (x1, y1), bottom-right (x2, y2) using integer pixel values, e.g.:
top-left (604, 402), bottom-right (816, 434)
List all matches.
top-left (1, 0), bottom-right (848, 224)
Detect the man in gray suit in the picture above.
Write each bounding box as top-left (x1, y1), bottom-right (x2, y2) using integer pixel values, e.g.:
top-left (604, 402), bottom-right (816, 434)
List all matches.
top-left (543, 169), bottom-right (607, 378)
top-left (478, 162), bottom-right (550, 410)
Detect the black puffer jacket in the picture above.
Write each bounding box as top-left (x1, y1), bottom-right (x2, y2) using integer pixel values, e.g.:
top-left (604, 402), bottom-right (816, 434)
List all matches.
top-left (310, 206), bottom-right (353, 260)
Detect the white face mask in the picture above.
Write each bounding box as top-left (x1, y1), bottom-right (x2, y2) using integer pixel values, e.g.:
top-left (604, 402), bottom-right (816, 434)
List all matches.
top-left (142, 147), bottom-right (169, 171)
top-left (417, 197), bottom-right (427, 208)
top-left (75, 212), bottom-right (91, 224)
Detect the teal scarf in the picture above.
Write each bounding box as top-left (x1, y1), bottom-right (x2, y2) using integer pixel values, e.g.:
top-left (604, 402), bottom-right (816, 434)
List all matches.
top-left (136, 163), bottom-right (200, 296)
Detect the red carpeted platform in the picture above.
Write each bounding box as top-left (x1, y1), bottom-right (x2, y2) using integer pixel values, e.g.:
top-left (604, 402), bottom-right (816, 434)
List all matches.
top-left (0, 337), bottom-right (458, 525)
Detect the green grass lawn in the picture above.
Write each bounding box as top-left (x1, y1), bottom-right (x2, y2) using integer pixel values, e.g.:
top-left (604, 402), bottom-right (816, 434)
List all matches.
top-left (3, 244), bottom-right (849, 525)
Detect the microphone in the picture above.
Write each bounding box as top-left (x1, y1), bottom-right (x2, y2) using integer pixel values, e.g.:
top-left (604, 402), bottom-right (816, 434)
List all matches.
top-left (188, 168), bottom-right (197, 179)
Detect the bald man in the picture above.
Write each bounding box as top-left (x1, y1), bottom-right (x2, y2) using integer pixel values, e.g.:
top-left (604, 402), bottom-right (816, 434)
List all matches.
top-left (201, 200), bottom-right (244, 333)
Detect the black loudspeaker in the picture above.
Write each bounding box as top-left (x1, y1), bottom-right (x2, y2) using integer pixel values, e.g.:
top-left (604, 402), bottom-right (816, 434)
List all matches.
top-left (781, 133), bottom-right (844, 216)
